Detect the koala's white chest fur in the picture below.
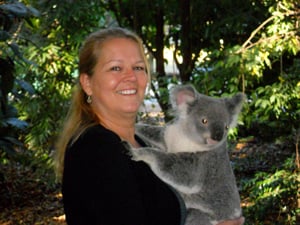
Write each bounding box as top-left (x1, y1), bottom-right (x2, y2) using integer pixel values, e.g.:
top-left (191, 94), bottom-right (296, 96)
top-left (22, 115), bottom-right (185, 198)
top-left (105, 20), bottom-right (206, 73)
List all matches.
top-left (164, 123), bottom-right (205, 153)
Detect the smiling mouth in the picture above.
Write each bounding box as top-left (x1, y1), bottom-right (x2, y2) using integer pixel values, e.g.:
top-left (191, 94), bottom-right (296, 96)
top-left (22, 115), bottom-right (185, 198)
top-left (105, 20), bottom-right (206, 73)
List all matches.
top-left (117, 89), bottom-right (137, 95)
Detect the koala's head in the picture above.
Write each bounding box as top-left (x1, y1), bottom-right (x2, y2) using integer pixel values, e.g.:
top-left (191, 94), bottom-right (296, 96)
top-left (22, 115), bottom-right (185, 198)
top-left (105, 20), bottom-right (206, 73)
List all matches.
top-left (170, 85), bottom-right (245, 146)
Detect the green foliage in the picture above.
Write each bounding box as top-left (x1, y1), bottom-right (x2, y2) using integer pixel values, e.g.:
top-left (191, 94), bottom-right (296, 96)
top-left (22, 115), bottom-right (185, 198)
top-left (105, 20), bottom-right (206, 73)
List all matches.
top-left (241, 157), bottom-right (299, 224)
top-left (195, 0), bottom-right (300, 142)
top-left (0, 104), bottom-right (27, 163)
top-left (1, 0), bottom-right (107, 179)
top-left (251, 75), bottom-right (299, 121)
top-left (0, 1), bottom-right (38, 161)
top-left (13, 0), bottom-right (108, 153)
top-left (1, 0), bottom-right (110, 185)
top-left (241, 1), bottom-right (299, 141)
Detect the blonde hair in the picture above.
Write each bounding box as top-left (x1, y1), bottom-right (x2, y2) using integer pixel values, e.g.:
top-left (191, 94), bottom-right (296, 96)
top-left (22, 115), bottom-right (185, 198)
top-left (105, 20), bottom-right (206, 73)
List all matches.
top-left (55, 27), bottom-right (150, 180)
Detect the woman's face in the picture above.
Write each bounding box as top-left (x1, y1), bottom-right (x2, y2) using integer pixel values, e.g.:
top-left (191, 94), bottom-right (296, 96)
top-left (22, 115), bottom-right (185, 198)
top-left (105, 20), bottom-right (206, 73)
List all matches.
top-left (80, 37), bottom-right (148, 120)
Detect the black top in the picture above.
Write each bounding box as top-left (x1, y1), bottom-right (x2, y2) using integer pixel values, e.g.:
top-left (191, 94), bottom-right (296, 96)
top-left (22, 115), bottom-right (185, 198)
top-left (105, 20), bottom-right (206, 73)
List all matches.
top-left (62, 124), bottom-right (183, 225)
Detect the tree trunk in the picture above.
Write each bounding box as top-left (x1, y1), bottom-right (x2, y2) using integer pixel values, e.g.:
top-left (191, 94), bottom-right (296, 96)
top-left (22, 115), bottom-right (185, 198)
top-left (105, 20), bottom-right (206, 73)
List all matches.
top-left (153, 5), bottom-right (170, 115)
top-left (178, 0), bottom-right (193, 83)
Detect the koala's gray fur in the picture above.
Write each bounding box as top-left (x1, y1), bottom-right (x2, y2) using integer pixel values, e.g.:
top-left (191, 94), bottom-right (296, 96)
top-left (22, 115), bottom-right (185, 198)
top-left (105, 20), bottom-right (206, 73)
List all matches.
top-left (131, 84), bottom-right (245, 225)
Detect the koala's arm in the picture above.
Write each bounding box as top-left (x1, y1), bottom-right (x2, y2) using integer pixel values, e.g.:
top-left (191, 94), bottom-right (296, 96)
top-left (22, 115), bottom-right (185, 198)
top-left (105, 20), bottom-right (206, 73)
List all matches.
top-left (130, 147), bottom-right (205, 194)
top-left (135, 123), bottom-right (166, 149)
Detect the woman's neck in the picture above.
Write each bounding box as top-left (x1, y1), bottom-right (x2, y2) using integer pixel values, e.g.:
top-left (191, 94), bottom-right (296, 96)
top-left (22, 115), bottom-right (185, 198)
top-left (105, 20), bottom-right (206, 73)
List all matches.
top-left (97, 113), bottom-right (141, 147)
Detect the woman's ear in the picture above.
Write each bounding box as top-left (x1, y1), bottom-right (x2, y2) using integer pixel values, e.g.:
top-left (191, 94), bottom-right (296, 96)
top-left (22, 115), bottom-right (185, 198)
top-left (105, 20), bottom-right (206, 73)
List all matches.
top-left (80, 73), bottom-right (92, 95)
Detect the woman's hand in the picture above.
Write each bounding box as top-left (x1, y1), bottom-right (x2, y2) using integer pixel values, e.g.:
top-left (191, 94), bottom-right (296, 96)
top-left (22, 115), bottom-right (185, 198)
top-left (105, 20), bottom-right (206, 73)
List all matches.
top-left (217, 217), bottom-right (245, 225)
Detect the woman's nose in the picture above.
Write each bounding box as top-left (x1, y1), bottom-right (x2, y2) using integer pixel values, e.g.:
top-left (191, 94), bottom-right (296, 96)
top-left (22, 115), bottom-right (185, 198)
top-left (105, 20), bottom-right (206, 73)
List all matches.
top-left (123, 68), bottom-right (137, 81)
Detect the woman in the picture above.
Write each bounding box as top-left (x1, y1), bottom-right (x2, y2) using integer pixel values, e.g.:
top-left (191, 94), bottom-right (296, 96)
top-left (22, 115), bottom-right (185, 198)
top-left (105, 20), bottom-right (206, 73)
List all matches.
top-left (55, 27), bottom-right (244, 225)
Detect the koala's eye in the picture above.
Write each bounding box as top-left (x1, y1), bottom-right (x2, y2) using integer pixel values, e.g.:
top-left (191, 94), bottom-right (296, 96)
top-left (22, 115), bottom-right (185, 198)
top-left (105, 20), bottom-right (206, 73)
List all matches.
top-left (202, 118), bottom-right (208, 124)
top-left (225, 125), bottom-right (229, 130)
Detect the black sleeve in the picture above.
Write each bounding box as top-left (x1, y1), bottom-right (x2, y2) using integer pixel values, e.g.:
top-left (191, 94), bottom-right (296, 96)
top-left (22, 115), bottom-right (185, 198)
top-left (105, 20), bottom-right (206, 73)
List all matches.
top-left (62, 126), bottom-right (147, 225)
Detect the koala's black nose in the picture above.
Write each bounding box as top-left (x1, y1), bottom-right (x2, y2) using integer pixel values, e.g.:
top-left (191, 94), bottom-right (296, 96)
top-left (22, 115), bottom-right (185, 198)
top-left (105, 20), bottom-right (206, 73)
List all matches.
top-left (211, 123), bottom-right (224, 141)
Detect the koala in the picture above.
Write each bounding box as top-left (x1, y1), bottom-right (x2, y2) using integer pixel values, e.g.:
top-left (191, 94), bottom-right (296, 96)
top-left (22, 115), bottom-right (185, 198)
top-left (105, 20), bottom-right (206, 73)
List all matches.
top-left (131, 84), bottom-right (245, 225)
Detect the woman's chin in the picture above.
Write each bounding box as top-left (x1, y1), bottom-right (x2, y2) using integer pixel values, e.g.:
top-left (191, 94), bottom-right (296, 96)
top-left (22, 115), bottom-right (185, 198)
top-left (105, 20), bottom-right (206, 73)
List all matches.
top-left (122, 106), bottom-right (141, 115)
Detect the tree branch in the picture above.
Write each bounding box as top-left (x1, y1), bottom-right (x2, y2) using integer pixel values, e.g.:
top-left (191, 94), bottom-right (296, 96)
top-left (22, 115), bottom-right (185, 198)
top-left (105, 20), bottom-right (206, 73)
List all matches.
top-left (237, 31), bottom-right (297, 53)
top-left (236, 15), bottom-right (276, 54)
top-left (236, 7), bottom-right (299, 54)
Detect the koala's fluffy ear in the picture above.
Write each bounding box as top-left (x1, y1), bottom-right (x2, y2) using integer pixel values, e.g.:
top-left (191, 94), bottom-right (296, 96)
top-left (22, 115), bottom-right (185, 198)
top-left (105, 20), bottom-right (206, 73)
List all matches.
top-left (225, 93), bottom-right (246, 128)
top-left (170, 85), bottom-right (197, 109)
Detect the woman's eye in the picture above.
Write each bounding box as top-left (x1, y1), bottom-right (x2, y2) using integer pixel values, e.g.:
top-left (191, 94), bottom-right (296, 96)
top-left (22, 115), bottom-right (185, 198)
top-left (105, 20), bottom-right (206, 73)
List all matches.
top-left (111, 66), bottom-right (121, 71)
top-left (134, 66), bottom-right (145, 71)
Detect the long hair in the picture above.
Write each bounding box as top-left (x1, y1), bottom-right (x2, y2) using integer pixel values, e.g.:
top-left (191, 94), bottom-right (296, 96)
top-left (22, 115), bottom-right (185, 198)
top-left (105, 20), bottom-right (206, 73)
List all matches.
top-left (55, 27), bottom-right (150, 180)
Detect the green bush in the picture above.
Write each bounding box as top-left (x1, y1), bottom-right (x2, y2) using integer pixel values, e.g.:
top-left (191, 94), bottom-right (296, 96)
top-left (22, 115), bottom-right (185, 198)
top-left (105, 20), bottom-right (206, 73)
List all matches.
top-left (241, 157), bottom-right (299, 225)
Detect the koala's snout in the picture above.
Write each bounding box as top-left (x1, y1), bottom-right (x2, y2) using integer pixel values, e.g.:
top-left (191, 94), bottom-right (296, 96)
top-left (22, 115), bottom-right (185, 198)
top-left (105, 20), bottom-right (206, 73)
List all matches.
top-left (210, 123), bottom-right (225, 141)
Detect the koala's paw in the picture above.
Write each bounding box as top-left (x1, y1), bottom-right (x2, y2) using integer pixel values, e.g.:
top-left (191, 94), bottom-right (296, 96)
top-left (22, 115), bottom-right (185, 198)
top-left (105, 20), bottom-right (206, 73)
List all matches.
top-left (129, 148), bottom-right (141, 161)
top-left (121, 141), bottom-right (138, 159)
top-left (131, 147), bottom-right (160, 165)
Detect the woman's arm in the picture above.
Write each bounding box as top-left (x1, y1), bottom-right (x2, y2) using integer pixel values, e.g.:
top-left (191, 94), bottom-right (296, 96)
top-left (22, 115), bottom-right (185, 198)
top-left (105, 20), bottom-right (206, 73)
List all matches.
top-left (62, 127), bottom-right (147, 225)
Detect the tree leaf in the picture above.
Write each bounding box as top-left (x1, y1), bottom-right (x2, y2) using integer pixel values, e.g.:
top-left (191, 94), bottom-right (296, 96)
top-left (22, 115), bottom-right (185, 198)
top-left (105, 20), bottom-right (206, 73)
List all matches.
top-left (15, 79), bottom-right (35, 95)
top-left (0, 30), bottom-right (11, 41)
top-left (0, 2), bottom-right (28, 17)
top-left (6, 118), bottom-right (28, 130)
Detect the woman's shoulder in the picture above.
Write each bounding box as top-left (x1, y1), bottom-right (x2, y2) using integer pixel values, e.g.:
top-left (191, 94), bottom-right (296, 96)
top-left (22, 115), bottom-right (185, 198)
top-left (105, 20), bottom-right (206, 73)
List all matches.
top-left (67, 124), bottom-right (123, 156)
top-left (77, 124), bottom-right (122, 144)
